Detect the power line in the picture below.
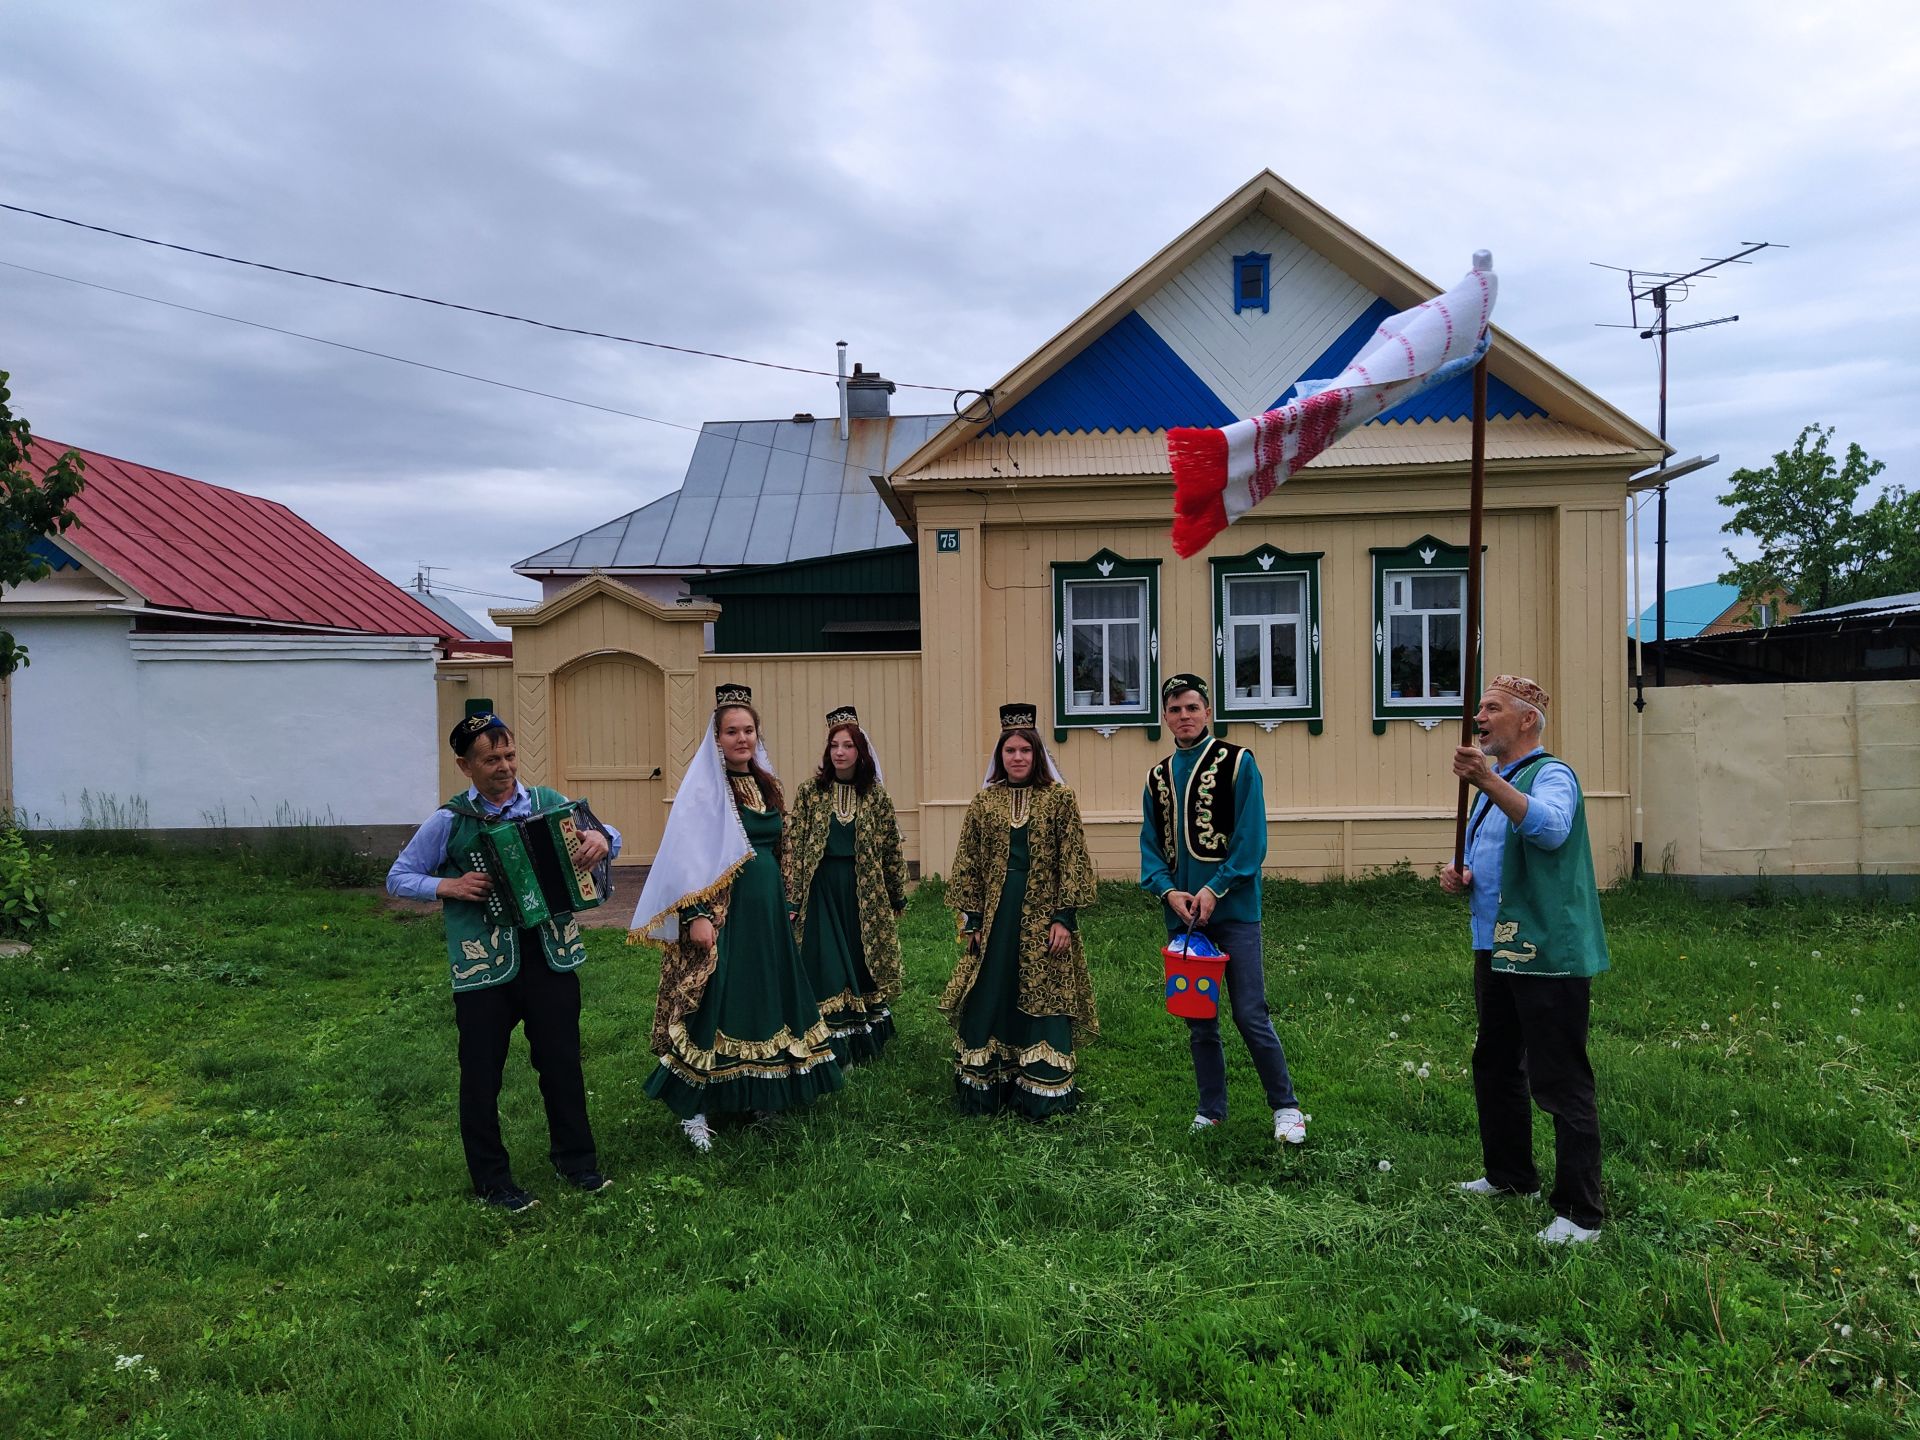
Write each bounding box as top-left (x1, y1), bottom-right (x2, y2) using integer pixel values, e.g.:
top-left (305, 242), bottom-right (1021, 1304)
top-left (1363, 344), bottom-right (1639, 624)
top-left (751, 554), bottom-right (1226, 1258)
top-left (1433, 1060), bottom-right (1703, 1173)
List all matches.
top-left (0, 257), bottom-right (930, 478)
top-left (0, 199), bottom-right (966, 392)
top-left (4, 257), bottom-right (926, 570)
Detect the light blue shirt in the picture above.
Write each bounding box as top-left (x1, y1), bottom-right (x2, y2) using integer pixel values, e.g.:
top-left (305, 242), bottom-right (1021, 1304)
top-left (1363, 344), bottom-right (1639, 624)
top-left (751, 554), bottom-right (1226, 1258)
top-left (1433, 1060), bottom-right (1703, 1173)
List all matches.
top-left (1465, 748), bottom-right (1578, 949)
top-left (385, 783), bottom-right (621, 902)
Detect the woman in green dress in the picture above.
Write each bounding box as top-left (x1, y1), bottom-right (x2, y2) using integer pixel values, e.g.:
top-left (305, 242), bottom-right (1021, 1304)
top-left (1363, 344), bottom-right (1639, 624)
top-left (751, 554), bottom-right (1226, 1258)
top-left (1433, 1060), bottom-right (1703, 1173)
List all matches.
top-left (942, 703), bottom-right (1099, 1117)
top-left (630, 684), bottom-right (844, 1151)
top-left (787, 706), bottom-right (910, 1066)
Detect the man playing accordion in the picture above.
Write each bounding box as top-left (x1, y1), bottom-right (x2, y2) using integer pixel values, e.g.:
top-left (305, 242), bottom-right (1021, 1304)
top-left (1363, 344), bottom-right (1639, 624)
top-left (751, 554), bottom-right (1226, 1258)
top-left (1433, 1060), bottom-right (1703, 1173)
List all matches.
top-left (388, 713), bottom-right (617, 1212)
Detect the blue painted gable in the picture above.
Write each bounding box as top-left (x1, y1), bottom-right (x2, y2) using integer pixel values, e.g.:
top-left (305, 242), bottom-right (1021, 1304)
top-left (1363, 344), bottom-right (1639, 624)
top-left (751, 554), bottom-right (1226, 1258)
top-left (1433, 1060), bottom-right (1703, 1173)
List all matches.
top-left (991, 295), bottom-right (1548, 437)
top-left (989, 311), bottom-right (1235, 435)
top-left (1272, 298), bottom-right (1545, 422)
top-left (27, 535), bottom-right (80, 571)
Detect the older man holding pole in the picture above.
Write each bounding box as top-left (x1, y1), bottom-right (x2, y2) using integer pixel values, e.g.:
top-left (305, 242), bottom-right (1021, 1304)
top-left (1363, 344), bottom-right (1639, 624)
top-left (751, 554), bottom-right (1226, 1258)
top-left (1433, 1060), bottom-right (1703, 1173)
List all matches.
top-left (1440, 676), bottom-right (1610, 1245)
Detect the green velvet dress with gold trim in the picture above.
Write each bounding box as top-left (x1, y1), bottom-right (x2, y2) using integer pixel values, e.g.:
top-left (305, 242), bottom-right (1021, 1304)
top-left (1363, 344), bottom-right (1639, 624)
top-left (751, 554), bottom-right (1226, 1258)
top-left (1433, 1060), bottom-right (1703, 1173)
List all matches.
top-left (790, 779), bottom-right (910, 1067)
top-left (643, 776), bottom-right (845, 1118)
top-left (797, 812), bottom-right (890, 1064)
top-left (942, 781), bottom-right (1098, 1118)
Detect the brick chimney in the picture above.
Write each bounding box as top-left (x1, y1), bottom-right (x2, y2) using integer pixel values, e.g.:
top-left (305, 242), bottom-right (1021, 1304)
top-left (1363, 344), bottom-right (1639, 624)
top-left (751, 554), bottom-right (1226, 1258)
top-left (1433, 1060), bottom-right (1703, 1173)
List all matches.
top-left (845, 363), bottom-right (896, 419)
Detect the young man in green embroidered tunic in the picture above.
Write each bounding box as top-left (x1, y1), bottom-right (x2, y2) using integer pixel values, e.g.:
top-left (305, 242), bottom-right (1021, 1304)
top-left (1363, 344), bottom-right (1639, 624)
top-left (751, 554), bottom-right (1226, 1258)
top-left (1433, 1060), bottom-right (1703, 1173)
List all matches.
top-left (1139, 674), bottom-right (1308, 1144)
top-left (388, 714), bottom-right (616, 1212)
top-left (1440, 675), bottom-right (1609, 1246)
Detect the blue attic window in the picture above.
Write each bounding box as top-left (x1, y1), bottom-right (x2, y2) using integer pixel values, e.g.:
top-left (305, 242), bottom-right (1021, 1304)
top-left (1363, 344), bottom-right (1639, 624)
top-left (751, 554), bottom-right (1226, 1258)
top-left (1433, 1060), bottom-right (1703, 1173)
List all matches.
top-left (1233, 252), bottom-right (1270, 314)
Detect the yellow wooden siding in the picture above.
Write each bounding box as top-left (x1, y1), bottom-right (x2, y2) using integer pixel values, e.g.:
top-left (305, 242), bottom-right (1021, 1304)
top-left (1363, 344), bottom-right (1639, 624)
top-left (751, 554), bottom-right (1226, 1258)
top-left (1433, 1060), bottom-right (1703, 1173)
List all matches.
top-left (693, 652), bottom-right (923, 866)
top-left (434, 659), bottom-right (514, 802)
top-left (913, 478), bottom-right (1630, 883)
top-left (476, 580), bottom-right (717, 863)
top-left (556, 653), bottom-right (666, 858)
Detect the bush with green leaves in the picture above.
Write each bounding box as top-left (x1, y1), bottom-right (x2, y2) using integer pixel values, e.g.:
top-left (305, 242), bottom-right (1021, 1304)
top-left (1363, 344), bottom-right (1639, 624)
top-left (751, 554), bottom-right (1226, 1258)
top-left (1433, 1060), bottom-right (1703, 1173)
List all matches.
top-left (0, 826), bottom-right (64, 938)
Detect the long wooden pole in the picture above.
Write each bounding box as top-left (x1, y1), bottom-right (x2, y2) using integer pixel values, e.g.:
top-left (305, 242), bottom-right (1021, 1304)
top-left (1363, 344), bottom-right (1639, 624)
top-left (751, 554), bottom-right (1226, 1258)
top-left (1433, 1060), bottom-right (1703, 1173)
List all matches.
top-left (1451, 356), bottom-right (1490, 871)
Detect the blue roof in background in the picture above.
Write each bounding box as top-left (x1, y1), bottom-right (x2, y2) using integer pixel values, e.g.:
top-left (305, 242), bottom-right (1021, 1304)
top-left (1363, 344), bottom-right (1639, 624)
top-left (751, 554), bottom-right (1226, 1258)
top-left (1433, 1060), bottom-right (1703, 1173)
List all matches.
top-left (1630, 582), bottom-right (1742, 638)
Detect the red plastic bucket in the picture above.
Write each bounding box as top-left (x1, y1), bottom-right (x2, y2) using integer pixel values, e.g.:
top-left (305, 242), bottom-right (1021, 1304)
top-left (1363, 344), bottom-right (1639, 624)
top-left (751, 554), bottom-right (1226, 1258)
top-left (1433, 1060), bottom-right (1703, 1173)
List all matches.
top-left (1163, 934), bottom-right (1229, 1020)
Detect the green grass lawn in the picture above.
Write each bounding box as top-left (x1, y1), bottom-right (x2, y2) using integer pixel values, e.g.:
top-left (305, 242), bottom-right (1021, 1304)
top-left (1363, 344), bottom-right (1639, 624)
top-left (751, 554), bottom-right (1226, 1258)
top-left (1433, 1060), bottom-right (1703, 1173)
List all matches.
top-left (1, 849), bottom-right (1915, 1438)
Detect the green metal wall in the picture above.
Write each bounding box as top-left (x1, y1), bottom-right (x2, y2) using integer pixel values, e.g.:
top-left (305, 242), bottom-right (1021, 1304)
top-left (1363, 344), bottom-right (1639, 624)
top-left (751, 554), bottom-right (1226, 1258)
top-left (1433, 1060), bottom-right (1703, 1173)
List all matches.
top-left (702, 546), bottom-right (920, 654)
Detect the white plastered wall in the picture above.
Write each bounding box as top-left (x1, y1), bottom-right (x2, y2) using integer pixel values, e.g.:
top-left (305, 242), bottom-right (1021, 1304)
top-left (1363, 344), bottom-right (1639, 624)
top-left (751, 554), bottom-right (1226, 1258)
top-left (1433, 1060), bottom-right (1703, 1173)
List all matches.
top-left (8, 619), bottom-right (439, 828)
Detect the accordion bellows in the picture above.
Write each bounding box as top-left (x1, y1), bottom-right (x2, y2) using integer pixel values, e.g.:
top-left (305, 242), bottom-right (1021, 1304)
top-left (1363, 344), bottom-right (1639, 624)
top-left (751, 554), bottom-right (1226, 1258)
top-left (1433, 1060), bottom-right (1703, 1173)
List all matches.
top-left (464, 800), bottom-right (604, 928)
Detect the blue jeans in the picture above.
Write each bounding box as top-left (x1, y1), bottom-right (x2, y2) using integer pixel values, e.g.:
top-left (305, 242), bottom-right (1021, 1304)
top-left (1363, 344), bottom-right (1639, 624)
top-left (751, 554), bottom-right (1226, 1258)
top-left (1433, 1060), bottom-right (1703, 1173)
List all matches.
top-left (1173, 918), bottom-right (1297, 1119)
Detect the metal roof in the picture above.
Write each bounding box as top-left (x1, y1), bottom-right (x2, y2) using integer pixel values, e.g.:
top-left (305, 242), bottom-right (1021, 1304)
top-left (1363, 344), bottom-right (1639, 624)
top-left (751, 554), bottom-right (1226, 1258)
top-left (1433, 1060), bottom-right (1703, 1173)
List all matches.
top-left (1630, 582), bottom-right (1742, 639)
top-left (29, 436), bottom-right (455, 639)
top-left (517, 413), bottom-right (947, 574)
top-left (411, 588), bottom-right (498, 639)
top-left (904, 417), bottom-right (1637, 481)
top-left (1795, 591), bottom-right (1920, 620)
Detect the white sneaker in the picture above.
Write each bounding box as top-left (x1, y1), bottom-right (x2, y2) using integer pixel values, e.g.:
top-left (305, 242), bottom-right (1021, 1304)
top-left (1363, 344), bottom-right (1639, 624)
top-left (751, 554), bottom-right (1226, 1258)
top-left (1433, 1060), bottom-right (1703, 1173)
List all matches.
top-left (1458, 1176), bottom-right (1541, 1199)
top-left (1189, 1114), bottom-right (1219, 1133)
top-left (1537, 1215), bottom-right (1601, 1246)
top-left (1273, 1107), bottom-right (1309, 1144)
top-left (680, 1114), bottom-right (714, 1153)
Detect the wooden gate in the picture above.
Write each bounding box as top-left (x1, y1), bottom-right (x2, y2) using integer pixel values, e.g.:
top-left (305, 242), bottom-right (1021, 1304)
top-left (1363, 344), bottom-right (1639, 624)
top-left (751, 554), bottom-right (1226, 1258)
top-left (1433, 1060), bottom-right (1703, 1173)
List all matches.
top-left (555, 653), bottom-right (665, 862)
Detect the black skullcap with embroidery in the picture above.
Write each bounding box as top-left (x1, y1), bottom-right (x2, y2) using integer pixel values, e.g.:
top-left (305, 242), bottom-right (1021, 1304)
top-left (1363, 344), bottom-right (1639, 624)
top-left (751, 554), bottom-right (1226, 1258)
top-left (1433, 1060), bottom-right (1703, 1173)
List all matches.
top-left (449, 711), bottom-right (509, 755)
top-left (999, 701), bottom-right (1038, 731)
top-left (826, 704), bottom-right (858, 728)
top-left (714, 682), bottom-right (753, 709)
top-left (1160, 673), bottom-right (1210, 707)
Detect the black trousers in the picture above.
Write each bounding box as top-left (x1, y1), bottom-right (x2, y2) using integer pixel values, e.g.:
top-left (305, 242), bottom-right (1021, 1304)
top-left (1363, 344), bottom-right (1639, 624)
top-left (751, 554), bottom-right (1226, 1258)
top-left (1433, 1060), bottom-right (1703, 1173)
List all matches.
top-left (452, 938), bottom-right (598, 1194)
top-left (1471, 950), bottom-right (1605, 1228)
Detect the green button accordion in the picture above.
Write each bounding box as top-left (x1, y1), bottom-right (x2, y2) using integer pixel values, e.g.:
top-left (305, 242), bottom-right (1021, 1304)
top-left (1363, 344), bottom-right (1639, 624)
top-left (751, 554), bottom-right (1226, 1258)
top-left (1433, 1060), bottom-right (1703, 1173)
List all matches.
top-left (464, 800), bottom-right (605, 928)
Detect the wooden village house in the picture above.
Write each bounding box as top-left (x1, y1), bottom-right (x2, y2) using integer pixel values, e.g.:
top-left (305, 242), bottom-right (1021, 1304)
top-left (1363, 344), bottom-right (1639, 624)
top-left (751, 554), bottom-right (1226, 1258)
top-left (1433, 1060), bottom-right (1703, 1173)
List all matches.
top-left (447, 172), bottom-right (1667, 883)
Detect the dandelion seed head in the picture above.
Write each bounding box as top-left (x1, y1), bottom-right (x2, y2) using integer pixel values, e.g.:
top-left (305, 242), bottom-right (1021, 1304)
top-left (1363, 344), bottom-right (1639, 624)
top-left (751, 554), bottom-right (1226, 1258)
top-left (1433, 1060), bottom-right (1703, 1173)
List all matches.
top-left (1389, 1031), bottom-right (1399, 1040)
top-left (1402, 1060), bottom-right (1416, 1073)
top-left (1378, 1160), bottom-right (1393, 1172)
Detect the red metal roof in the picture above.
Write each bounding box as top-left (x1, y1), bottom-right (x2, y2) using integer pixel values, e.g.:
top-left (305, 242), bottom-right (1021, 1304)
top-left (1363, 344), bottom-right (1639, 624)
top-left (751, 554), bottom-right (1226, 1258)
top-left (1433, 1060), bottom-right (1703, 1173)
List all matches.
top-left (28, 436), bottom-right (454, 639)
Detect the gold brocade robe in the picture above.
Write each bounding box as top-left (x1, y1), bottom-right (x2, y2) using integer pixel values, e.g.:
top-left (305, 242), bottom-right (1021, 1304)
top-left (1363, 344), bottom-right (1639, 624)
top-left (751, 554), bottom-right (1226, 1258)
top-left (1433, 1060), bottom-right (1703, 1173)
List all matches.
top-left (941, 782), bottom-right (1100, 1038)
top-left (786, 780), bottom-right (911, 1003)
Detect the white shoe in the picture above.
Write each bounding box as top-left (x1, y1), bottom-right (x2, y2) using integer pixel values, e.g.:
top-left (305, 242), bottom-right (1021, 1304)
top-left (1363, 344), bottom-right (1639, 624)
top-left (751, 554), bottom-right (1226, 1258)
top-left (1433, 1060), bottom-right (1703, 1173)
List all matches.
top-left (1189, 1114), bottom-right (1219, 1133)
top-left (1458, 1176), bottom-right (1540, 1199)
top-left (680, 1114), bottom-right (714, 1153)
top-left (1537, 1216), bottom-right (1601, 1246)
top-left (1273, 1107), bottom-right (1309, 1144)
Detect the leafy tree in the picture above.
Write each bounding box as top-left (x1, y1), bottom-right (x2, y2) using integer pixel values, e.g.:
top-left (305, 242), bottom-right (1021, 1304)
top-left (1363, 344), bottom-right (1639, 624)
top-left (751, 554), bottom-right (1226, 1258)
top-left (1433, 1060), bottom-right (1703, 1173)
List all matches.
top-left (1, 371), bottom-right (87, 679)
top-left (1718, 423), bottom-right (1916, 613)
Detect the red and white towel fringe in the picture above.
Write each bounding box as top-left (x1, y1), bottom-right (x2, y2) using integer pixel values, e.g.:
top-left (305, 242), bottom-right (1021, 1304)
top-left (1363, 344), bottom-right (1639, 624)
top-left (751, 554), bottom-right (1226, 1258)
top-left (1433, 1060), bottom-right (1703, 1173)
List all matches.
top-left (1168, 252), bottom-right (1498, 557)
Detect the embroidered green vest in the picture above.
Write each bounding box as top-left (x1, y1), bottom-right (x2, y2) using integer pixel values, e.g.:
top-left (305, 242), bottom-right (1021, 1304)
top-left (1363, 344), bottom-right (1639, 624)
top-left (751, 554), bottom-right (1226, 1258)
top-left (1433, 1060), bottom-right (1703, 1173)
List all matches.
top-left (437, 786), bottom-right (588, 993)
top-left (1486, 756), bottom-right (1611, 979)
top-left (1147, 738), bottom-right (1246, 865)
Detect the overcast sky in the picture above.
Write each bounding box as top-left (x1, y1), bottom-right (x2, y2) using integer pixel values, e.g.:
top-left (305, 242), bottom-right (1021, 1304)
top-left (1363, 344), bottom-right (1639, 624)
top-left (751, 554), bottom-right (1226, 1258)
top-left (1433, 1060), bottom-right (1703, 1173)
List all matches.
top-left (5, 1), bottom-right (1916, 633)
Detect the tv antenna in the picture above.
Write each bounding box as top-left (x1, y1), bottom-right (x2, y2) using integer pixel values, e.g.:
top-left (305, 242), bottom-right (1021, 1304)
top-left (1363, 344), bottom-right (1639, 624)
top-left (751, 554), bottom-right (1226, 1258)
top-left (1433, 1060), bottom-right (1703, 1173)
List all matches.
top-left (1593, 241), bottom-right (1785, 694)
